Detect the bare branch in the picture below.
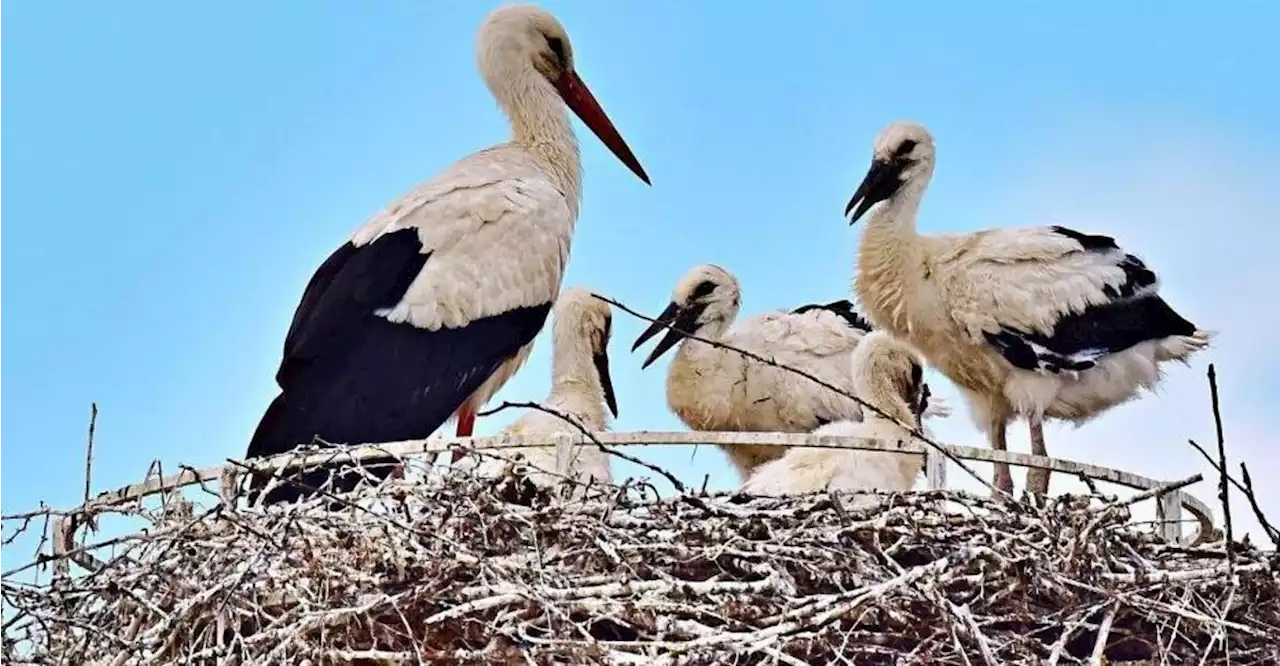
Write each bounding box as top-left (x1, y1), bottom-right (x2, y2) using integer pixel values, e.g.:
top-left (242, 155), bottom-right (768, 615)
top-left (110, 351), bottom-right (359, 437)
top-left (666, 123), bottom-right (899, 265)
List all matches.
top-left (1206, 365), bottom-right (1234, 574)
top-left (83, 402), bottom-right (99, 506)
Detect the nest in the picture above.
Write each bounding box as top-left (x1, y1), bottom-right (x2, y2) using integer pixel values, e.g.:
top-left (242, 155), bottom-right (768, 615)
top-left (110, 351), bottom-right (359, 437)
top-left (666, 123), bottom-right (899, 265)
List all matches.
top-left (3, 449), bottom-right (1279, 665)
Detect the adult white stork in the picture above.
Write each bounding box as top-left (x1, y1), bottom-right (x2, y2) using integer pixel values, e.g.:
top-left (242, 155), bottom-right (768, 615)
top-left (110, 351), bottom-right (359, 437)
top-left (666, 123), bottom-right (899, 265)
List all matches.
top-left (246, 4), bottom-right (649, 505)
top-left (462, 287), bottom-right (616, 489)
top-left (631, 264), bottom-right (949, 478)
top-left (844, 120), bottom-right (1212, 496)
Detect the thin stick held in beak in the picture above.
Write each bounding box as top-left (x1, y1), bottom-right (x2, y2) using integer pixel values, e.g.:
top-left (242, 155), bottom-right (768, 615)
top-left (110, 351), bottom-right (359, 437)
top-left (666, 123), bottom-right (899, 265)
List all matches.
top-left (555, 70), bottom-right (650, 185)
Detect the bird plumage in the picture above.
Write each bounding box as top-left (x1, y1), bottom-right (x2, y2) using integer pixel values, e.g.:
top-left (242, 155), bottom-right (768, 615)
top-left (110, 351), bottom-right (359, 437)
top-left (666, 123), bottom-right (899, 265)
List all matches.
top-left (633, 264), bottom-right (948, 479)
top-left (245, 4), bottom-right (647, 505)
top-left (741, 331), bottom-right (933, 503)
top-left (846, 120), bottom-right (1212, 494)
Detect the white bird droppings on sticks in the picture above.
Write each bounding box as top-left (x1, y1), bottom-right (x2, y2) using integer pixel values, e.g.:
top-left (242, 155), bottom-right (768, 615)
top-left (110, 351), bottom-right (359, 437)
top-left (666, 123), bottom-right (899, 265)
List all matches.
top-left (632, 264), bottom-right (951, 480)
top-left (845, 120), bottom-right (1213, 497)
top-left (243, 4), bottom-right (649, 505)
top-left (741, 331), bottom-right (936, 502)
top-left (461, 287), bottom-right (617, 489)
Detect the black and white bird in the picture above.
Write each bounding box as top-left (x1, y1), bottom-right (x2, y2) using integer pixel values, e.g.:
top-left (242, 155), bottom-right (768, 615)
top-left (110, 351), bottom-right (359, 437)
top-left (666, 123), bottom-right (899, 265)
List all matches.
top-left (632, 263), bottom-right (949, 479)
top-left (845, 120), bottom-right (1212, 495)
top-left (245, 4), bottom-right (648, 505)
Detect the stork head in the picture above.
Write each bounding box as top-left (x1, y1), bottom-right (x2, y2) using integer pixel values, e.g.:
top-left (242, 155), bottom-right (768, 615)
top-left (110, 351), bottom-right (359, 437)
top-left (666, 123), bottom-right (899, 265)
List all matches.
top-left (632, 264), bottom-right (741, 370)
top-left (850, 331), bottom-right (932, 430)
top-left (477, 4), bottom-right (649, 184)
top-left (845, 121), bottom-right (936, 224)
top-left (553, 288), bottom-right (618, 418)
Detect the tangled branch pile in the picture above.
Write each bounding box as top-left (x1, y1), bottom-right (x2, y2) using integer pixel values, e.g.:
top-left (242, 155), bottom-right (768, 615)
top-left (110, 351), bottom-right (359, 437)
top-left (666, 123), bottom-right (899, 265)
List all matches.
top-left (4, 451), bottom-right (1278, 665)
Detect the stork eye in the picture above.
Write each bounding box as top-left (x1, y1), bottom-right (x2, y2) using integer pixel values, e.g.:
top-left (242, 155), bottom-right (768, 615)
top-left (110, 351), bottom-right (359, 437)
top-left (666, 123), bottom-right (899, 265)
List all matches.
top-left (546, 36), bottom-right (568, 68)
top-left (690, 280), bottom-right (718, 301)
top-left (894, 140), bottom-right (918, 159)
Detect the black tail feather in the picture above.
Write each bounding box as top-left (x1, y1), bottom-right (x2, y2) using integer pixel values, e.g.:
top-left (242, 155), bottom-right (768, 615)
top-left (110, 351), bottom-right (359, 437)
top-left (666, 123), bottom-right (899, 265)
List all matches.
top-left (244, 393), bottom-right (398, 508)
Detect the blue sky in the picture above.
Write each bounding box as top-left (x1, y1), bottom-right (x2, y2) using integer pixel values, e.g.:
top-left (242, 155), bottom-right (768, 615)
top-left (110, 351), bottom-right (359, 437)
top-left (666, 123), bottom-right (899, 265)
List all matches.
top-left (4, 0), bottom-right (1279, 566)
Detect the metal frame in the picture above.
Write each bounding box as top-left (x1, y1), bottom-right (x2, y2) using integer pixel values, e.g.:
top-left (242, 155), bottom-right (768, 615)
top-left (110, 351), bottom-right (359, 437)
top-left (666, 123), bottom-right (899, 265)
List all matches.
top-left (49, 430), bottom-right (1215, 575)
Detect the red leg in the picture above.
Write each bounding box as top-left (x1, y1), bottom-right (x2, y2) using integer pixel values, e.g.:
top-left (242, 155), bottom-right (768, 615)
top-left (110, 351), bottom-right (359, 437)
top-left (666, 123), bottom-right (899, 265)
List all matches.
top-left (451, 403), bottom-right (478, 463)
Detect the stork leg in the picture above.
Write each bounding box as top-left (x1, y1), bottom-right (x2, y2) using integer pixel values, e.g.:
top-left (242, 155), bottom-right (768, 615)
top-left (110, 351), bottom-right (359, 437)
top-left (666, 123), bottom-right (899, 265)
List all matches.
top-left (450, 403), bottom-right (479, 464)
top-left (1026, 417), bottom-right (1050, 497)
top-left (988, 419), bottom-right (1014, 495)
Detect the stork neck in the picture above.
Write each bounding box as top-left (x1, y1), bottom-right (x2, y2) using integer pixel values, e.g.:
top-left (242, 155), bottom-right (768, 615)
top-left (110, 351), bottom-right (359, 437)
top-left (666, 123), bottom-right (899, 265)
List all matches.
top-left (855, 177), bottom-right (929, 331)
top-left (498, 73), bottom-right (583, 210)
top-left (853, 368), bottom-right (919, 431)
top-left (866, 175), bottom-right (928, 243)
top-left (551, 341), bottom-right (605, 413)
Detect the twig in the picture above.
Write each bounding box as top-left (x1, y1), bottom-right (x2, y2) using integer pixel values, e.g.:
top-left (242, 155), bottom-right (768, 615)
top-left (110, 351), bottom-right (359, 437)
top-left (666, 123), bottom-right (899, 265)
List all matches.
top-left (1238, 464), bottom-right (1280, 549)
top-left (83, 403), bottom-right (99, 506)
top-left (592, 293), bottom-right (999, 494)
top-left (1116, 474), bottom-right (1203, 508)
top-left (1089, 602), bottom-right (1118, 665)
top-left (1186, 440), bottom-right (1280, 547)
top-left (1206, 365), bottom-right (1234, 574)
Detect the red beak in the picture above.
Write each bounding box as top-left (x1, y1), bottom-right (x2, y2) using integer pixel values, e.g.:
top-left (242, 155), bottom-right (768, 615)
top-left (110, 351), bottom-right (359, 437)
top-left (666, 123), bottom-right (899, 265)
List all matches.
top-left (554, 70), bottom-right (650, 185)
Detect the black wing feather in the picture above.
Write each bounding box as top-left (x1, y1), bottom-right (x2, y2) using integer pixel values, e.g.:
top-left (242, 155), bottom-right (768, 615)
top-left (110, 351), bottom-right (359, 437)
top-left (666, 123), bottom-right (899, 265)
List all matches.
top-left (790, 299), bottom-right (875, 332)
top-left (248, 228), bottom-right (552, 505)
top-left (275, 241), bottom-right (358, 384)
top-left (983, 226), bottom-right (1197, 375)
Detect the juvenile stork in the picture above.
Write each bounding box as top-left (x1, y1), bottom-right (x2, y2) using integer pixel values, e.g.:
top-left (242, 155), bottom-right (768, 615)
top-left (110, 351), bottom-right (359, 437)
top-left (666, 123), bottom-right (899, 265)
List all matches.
top-left (631, 264), bottom-right (949, 478)
top-left (465, 287), bottom-right (616, 488)
top-left (741, 331), bottom-right (934, 504)
top-left (246, 4), bottom-right (648, 505)
top-left (844, 120), bottom-right (1212, 495)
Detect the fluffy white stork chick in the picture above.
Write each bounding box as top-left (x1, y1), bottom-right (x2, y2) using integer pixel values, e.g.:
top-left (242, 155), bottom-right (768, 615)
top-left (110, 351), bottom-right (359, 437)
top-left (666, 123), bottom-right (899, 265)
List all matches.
top-left (631, 264), bottom-right (950, 479)
top-left (741, 331), bottom-right (934, 503)
top-left (469, 288), bottom-right (617, 488)
top-left (844, 120), bottom-right (1212, 496)
top-left (245, 4), bottom-right (649, 506)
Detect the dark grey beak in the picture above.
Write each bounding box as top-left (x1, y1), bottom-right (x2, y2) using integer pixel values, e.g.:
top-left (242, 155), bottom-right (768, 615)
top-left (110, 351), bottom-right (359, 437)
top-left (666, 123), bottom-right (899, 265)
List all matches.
top-left (632, 300), bottom-right (705, 370)
top-left (593, 346), bottom-right (618, 418)
top-left (845, 158), bottom-right (906, 224)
